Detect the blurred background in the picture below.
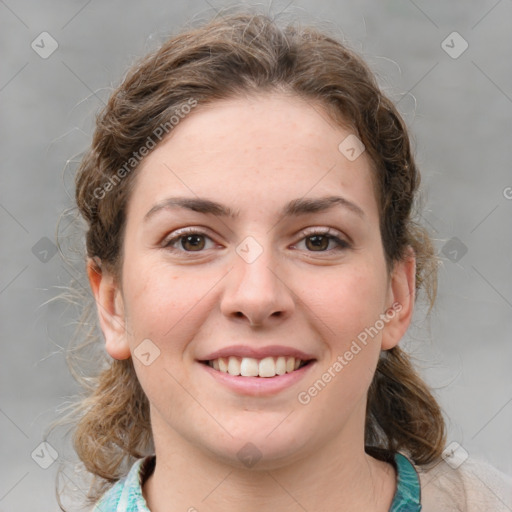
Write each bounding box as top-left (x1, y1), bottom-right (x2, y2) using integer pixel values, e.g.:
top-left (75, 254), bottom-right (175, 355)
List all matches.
top-left (1, 0), bottom-right (511, 509)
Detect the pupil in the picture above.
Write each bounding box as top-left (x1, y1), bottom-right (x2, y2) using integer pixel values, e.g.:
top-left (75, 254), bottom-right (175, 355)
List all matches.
top-left (183, 235), bottom-right (205, 251)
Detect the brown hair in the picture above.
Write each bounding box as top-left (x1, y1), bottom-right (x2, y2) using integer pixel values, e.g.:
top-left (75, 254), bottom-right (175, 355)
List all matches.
top-left (65, 9), bottom-right (445, 505)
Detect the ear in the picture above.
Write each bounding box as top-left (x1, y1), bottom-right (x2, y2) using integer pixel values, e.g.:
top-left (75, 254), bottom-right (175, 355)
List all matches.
top-left (381, 247), bottom-right (416, 351)
top-left (87, 258), bottom-right (131, 360)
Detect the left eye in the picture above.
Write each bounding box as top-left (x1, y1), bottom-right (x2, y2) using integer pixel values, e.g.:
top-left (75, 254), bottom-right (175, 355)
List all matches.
top-left (294, 232), bottom-right (349, 252)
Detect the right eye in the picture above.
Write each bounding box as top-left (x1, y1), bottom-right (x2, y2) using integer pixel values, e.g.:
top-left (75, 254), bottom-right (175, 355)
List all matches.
top-left (162, 228), bottom-right (216, 252)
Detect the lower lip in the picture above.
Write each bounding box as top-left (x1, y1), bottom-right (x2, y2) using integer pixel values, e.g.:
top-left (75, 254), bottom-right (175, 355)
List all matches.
top-left (198, 361), bottom-right (316, 396)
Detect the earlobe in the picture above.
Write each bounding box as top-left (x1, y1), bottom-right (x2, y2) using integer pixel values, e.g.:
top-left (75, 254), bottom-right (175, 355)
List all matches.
top-left (87, 258), bottom-right (131, 360)
top-left (381, 248), bottom-right (416, 351)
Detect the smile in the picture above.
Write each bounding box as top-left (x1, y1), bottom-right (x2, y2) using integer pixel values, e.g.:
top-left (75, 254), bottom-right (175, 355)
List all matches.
top-left (203, 356), bottom-right (311, 378)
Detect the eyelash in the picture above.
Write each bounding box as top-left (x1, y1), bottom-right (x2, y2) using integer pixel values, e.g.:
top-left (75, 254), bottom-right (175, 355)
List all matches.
top-left (161, 227), bottom-right (350, 254)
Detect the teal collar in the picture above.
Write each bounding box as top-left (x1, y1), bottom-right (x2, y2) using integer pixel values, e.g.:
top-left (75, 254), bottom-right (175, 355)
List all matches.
top-left (390, 452), bottom-right (422, 511)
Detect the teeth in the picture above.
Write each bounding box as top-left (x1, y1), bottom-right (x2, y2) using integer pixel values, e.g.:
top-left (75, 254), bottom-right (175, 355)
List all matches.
top-left (207, 356), bottom-right (306, 377)
top-left (227, 357), bottom-right (241, 376)
top-left (218, 357), bottom-right (228, 372)
top-left (275, 356), bottom-right (286, 375)
top-left (240, 357), bottom-right (259, 377)
top-left (258, 357), bottom-right (275, 378)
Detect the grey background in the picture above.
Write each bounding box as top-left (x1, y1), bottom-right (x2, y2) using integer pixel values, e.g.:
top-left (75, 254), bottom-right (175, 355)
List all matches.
top-left (1, 0), bottom-right (511, 509)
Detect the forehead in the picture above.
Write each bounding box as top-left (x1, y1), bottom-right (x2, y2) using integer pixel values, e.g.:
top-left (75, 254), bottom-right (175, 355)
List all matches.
top-left (128, 92), bottom-right (378, 222)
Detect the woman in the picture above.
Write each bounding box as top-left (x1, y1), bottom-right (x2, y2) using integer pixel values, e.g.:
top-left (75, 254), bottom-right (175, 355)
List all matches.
top-left (65, 11), bottom-right (511, 511)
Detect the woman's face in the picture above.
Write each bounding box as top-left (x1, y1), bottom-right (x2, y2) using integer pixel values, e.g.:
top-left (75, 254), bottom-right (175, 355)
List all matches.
top-left (92, 93), bottom-right (414, 468)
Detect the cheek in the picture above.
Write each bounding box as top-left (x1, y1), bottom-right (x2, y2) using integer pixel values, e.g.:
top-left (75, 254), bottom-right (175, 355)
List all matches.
top-left (122, 259), bottom-right (218, 350)
top-left (290, 264), bottom-right (388, 443)
top-left (120, 264), bottom-right (218, 420)
top-left (303, 261), bottom-right (389, 342)
top-left (297, 266), bottom-right (387, 413)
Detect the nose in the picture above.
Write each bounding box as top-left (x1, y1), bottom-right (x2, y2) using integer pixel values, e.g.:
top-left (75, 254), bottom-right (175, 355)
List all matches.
top-left (220, 243), bottom-right (295, 327)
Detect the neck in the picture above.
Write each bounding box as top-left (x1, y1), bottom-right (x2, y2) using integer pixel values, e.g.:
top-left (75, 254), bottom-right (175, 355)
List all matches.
top-left (143, 402), bottom-right (396, 512)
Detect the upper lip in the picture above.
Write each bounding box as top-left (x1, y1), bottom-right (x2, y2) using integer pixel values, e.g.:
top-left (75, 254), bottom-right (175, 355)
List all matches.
top-left (199, 344), bottom-right (316, 362)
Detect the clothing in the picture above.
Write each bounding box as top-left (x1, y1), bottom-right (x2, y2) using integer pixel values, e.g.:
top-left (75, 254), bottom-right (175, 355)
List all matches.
top-left (417, 455), bottom-right (512, 511)
top-left (93, 452), bottom-right (512, 511)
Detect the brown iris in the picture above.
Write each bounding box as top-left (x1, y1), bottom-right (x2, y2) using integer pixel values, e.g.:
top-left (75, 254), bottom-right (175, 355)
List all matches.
top-left (181, 234), bottom-right (206, 251)
top-left (305, 235), bottom-right (330, 251)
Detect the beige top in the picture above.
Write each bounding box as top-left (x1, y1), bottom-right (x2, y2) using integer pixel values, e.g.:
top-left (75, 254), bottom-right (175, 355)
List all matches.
top-left (417, 456), bottom-right (512, 511)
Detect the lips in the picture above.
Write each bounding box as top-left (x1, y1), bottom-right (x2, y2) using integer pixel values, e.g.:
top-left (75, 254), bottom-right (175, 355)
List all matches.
top-left (199, 356), bottom-right (316, 396)
top-left (199, 344), bottom-right (316, 362)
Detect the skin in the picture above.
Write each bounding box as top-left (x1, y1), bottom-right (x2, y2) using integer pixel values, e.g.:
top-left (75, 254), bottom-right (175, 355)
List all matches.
top-left (88, 92), bottom-right (416, 512)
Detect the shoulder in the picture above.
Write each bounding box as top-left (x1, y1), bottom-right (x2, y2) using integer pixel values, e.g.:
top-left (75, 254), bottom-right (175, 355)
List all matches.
top-left (415, 455), bottom-right (512, 512)
top-left (92, 456), bottom-right (154, 511)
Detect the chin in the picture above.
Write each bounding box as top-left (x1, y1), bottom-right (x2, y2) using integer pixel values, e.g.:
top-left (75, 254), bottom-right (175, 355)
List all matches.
top-left (198, 425), bottom-right (312, 471)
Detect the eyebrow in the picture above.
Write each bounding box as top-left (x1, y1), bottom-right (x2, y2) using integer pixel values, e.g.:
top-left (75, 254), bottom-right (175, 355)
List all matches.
top-left (144, 195), bottom-right (365, 221)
